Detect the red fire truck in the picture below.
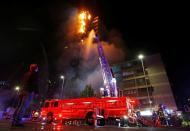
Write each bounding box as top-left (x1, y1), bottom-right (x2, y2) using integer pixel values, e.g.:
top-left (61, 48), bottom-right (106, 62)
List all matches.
top-left (40, 97), bottom-right (136, 126)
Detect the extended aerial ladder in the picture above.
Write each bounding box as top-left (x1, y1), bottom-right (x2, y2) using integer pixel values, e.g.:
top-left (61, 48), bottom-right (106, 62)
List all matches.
top-left (78, 11), bottom-right (118, 97)
top-left (92, 15), bottom-right (117, 97)
top-left (94, 36), bottom-right (118, 97)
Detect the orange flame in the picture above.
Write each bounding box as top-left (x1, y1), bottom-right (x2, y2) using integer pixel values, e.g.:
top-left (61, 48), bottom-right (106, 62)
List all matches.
top-left (78, 11), bottom-right (91, 34)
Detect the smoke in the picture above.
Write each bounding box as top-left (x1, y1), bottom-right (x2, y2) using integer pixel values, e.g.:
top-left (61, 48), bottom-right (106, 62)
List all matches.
top-left (56, 8), bottom-right (127, 98)
top-left (0, 89), bottom-right (14, 110)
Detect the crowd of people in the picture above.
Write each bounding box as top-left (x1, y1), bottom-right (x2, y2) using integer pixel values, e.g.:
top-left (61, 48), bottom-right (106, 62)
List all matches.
top-left (123, 104), bottom-right (183, 127)
top-left (151, 104), bottom-right (182, 127)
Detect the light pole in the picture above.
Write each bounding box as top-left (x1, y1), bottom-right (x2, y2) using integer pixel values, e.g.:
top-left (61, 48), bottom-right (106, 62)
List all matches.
top-left (13, 86), bottom-right (20, 106)
top-left (60, 75), bottom-right (65, 99)
top-left (138, 54), bottom-right (152, 109)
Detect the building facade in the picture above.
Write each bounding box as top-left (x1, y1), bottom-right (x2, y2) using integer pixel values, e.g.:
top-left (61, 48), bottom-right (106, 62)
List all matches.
top-left (111, 54), bottom-right (177, 111)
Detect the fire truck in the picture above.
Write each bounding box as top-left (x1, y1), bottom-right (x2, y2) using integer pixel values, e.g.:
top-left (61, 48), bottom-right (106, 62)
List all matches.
top-left (40, 97), bottom-right (136, 126)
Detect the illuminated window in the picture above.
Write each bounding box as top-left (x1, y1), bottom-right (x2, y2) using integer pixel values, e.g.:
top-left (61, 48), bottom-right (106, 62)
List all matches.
top-left (125, 80), bottom-right (135, 87)
top-left (136, 78), bottom-right (146, 86)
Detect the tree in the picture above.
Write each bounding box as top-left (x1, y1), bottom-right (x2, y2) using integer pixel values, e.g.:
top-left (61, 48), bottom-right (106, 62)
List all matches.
top-left (80, 85), bottom-right (94, 98)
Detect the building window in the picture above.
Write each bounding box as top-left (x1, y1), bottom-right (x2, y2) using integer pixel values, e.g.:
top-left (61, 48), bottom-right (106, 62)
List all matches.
top-left (138, 87), bottom-right (154, 97)
top-left (123, 89), bottom-right (137, 97)
top-left (138, 88), bottom-right (148, 97)
top-left (124, 79), bottom-right (135, 88)
top-left (122, 71), bottom-right (134, 78)
top-left (135, 68), bottom-right (144, 76)
top-left (148, 86), bottom-right (154, 95)
top-left (139, 98), bottom-right (154, 107)
top-left (136, 78), bottom-right (146, 86)
top-left (122, 63), bottom-right (132, 68)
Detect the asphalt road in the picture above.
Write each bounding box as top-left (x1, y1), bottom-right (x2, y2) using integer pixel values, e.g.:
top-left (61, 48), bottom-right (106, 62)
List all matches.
top-left (0, 119), bottom-right (189, 131)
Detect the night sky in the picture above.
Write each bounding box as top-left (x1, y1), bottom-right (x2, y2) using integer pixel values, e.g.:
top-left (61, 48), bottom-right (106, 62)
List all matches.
top-left (0, 1), bottom-right (189, 104)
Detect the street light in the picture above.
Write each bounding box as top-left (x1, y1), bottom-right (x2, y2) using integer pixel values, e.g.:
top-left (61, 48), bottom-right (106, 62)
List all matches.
top-left (138, 54), bottom-right (152, 109)
top-left (15, 86), bottom-right (20, 97)
top-left (60, 75), bottom-right (65, 99)
top-left (14, 86), bottom-right (20, 106)
top-left (138, 54), bottom-right (144, 60)
top-left (15, 86), bottom-right (20, 92)
top-left (60, 75), bottom-right (64, 79)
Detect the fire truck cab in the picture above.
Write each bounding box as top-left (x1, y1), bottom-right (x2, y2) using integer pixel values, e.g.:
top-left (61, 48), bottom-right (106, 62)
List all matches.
top-left (40, 97), bottom-right (135, 126)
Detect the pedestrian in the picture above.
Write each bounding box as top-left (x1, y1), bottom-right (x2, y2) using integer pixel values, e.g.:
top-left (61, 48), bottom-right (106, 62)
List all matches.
top-left (152, 111), bottom-right (157, 126)
top-left (12, 64), bottom-right (39, 127)
top-left (136, 110), bottom-right (143, 127)
top-left (157, 104), bottom-right (166, 126)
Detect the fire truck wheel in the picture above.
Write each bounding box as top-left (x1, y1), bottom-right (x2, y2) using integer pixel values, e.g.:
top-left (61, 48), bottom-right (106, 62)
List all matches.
top-left (85, 112), bottom-right (94, 126)
top-left (47, 112), bottom-right (53, 124)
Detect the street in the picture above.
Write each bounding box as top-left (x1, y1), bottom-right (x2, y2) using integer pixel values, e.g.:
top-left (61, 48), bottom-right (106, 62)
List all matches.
top-left (0, 120), bottom-right (189, 131)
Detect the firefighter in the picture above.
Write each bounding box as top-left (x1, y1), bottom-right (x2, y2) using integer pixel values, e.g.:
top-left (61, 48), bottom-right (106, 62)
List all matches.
top-left (128, 111), bottom-right (137, 126)
top-left (12, 64), bottom-right (39, 126)
top-left (136, 110), bottom-right (142, 127)
top-left (152, 110), bottom-right (158, 126)
top-left (157, 104), bottom-right (166, 126)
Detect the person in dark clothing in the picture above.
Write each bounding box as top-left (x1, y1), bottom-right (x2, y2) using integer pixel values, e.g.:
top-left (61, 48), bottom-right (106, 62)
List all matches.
top-left (12, 64), bottom-right (39, 126)
top-left (152, 111), bottom-right (158, 126)
top-left (157, 104), bottom-right (166, 126)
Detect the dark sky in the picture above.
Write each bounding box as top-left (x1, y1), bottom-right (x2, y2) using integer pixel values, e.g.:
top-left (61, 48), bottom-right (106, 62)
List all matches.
top-left (0, 1), bottom-right (189, 103)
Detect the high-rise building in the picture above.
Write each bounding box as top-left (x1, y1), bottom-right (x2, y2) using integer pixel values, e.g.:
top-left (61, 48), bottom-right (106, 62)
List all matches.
top-left (111, 54), bottom-right (177, 111)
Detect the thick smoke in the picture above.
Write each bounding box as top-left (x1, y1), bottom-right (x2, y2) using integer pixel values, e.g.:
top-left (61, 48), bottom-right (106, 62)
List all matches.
top-left (56, 9), bottom-right (126, 98)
